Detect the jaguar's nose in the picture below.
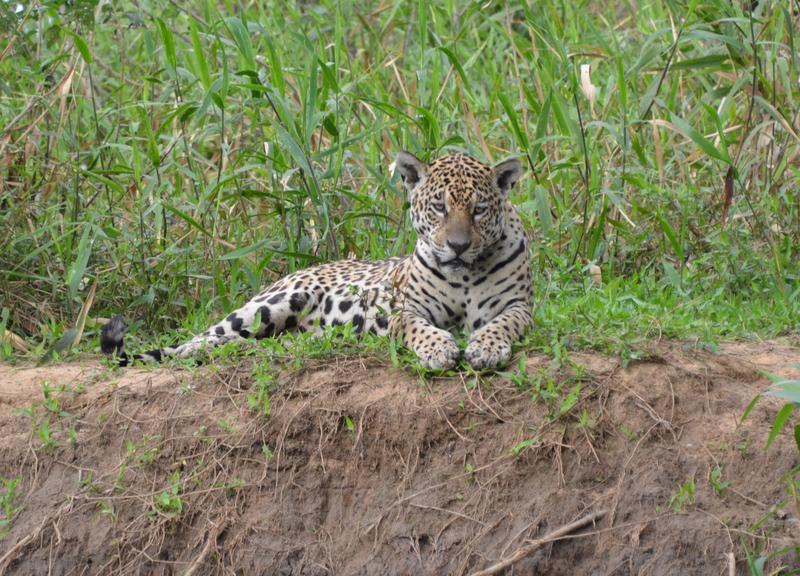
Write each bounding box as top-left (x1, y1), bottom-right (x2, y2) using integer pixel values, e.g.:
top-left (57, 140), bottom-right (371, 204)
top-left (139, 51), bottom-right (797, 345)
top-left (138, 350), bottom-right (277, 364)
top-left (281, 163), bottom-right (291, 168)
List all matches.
top-left (447, 239), bottom-right (471, 256)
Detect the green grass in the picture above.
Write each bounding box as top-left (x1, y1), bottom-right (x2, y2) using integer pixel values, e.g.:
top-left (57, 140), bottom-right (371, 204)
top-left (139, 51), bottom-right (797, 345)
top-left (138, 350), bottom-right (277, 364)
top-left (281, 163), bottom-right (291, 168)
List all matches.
top-left (0, 0), bottom-right (798, 359)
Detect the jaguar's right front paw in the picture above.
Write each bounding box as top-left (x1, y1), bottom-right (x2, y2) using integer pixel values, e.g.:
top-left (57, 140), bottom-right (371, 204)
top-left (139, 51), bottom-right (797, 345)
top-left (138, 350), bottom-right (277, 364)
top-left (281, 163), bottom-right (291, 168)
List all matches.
top-left (414, 333), bottom-right (460, 370)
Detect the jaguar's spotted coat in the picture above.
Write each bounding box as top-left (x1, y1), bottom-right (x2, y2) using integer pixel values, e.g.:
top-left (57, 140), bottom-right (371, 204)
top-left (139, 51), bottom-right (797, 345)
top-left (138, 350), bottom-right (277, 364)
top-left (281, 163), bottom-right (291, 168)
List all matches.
top-left (102, 151), bottom-right (533, 370)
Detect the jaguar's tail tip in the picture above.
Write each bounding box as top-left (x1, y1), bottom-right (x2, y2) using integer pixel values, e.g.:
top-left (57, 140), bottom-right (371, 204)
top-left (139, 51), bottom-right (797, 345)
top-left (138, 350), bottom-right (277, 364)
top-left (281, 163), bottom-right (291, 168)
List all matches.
top-left (100, 314), bottom-right (129, 366)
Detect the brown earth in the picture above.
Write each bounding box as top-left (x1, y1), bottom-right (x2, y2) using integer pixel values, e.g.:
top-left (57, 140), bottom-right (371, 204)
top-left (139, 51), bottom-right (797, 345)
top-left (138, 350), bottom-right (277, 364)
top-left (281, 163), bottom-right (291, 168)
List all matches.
top-left (0, 339), bottom-right (798, 575)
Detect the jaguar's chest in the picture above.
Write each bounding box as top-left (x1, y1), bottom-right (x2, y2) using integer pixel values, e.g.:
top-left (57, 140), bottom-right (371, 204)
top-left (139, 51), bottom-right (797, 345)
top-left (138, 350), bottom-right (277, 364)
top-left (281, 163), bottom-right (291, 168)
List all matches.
top-left (399, 251), bottom-right (527, 331)
top-left (455, 279), bottom-right (520, 329)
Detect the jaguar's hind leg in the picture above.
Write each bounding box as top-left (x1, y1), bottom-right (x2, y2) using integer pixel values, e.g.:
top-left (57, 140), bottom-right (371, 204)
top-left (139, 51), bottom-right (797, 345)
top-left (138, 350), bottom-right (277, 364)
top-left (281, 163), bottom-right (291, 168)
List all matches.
top-left (171, 287), bottom-right (317, 358)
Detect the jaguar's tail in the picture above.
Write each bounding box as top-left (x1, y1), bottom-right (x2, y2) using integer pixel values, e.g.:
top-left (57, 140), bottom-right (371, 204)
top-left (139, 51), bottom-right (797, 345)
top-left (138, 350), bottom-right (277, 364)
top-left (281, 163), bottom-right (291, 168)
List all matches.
top-left (100, 315), bottom-right (168, 366)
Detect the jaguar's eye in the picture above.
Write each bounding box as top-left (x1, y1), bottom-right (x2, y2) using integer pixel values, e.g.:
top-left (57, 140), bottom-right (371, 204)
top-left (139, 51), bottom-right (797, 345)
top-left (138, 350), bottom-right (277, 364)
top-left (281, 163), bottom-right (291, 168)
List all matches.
top-left (432, 202), bottom-right (446, 215)
top-left (473, 204), bottom-right (488, 217)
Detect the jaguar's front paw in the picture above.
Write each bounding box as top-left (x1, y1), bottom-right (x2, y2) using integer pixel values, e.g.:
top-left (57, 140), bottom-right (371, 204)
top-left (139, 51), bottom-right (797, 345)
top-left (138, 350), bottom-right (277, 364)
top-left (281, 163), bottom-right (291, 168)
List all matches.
top-left (464, 336), bottom-right (512, 370)
top-left (414, 334), bottom-right (460, 370)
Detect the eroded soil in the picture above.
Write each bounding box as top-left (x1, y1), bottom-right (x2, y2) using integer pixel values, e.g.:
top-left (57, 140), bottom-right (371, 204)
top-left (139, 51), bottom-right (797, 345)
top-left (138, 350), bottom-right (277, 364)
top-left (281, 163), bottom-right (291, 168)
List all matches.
top-left (0, 339), bottom-right (798, 575)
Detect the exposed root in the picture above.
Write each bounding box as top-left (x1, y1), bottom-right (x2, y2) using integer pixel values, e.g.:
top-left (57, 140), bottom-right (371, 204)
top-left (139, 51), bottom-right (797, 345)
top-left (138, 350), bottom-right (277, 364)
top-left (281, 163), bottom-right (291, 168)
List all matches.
top-left (0, 500), bottom-right (74, 575)
top-left (183, 517), bottom-right (229, 576)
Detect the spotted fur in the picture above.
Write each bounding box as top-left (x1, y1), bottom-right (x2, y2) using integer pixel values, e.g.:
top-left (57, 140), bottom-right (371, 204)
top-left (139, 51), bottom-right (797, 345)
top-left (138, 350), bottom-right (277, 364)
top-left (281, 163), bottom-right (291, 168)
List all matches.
top-left (102, 151), bottom-right (533, 370)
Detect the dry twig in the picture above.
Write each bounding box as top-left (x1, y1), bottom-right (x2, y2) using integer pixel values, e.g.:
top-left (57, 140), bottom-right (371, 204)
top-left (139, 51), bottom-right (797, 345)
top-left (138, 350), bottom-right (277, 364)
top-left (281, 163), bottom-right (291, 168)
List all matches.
top-left (469, 508), bottom-right (608, 576)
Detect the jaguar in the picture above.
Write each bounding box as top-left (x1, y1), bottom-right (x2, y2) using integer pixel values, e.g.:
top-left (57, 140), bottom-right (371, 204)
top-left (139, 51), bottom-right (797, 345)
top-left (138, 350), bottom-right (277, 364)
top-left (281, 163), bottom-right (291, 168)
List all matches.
top-left (102, 150), bottom-right (533, 370)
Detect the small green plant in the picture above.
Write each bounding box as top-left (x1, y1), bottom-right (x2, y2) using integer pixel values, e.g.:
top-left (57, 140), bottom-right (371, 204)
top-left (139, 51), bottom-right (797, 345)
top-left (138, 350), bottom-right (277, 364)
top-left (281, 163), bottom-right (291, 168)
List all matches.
top-left (15, 382), bottom-right (79, 451)
top-left (152, 471), bottom-right (183, 518)
top-left (216, 418), bottom-right (235, 433)
top-left (343, 415), bottom-right (355, 435)
top-left (0, 338), bottom-right (12, 361)
top-left (537, 377), bottom-right (562, 405)
top-left (114, 463), bottom-right (128, 493)
top-left (787, 469), bottom-right (799, 518)
top-left (620, 425), bottom-right (638, 441)
top-left (138, 445), bottom-right (158, 464)
top-left (465, 420), bottom-right (481, 432)
top-left (709, 466), bottom-right (731, 497)
top-left (36, 419), bottom-right (58, 451)
top-left (95, 501), bottom-right (116, 521)
top-left (497, 357), bottom-right (533, 389)
top-left (510, 438), bottom-right (538, 458)
top-left (0, 476), bottom-right (23, 538)
top-left (225, 479), bottom-right (246, 495)
top-left (79, 470), bottom-right (95, 489)
top-left (41, 381), bottom-right (59, 415)
top-left (261, 444), bottom-right (274, 461)
top-left (247, 363), bottom-right (275, 418)
top-left (736, 438), bottom-right (751, 456)
top-left (551, 382), bottom-right (581, 421)
top-left (668, 478), bottom-right (696, 513)
top-left (0, 308), bottom-right (14, 361)
top-left (132, 435), bottom-right (161, 464)
top-left (177, 380), bottom-right (196, 395)
top-left (465, 463), bottom-right (475, 483)
top-left (576, 408), bottom-right (592, 430)
top-left (498, 357), bottom-right (585, 423)
top-left (207, 340), bottom-right (243, 364)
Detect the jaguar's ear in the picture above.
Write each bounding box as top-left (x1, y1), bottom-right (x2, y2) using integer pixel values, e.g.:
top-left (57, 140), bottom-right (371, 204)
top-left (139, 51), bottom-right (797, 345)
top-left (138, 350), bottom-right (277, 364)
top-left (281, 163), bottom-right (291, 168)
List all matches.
top-left (492, 158), bottom-right (522, 196)
top-left (395, 151), bottom-right (427, 193)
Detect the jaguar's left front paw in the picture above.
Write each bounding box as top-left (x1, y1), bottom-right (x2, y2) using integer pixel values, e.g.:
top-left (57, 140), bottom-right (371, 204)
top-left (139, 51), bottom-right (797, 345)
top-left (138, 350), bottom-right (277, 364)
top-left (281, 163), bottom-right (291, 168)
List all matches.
top-left (464, 336), bottom-right (512, 370)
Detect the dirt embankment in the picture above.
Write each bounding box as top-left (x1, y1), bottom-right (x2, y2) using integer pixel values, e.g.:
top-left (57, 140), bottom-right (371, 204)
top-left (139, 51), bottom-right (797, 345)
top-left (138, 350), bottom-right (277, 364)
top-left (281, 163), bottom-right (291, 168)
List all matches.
top-left (0, 340), bottom-right (798, 575)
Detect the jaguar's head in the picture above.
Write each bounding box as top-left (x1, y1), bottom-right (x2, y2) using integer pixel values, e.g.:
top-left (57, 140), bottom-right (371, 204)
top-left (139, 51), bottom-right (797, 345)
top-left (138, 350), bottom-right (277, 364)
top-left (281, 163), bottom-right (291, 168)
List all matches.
top-left (396, 151), bottom-right (522, 268)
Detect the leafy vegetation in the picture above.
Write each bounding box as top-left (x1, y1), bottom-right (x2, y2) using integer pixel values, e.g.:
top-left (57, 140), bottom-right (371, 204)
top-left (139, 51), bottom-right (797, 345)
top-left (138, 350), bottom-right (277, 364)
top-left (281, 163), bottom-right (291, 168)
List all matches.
top-left (151, 471), bottom-right (184, 518)
top-left (709, 465), bottom-right (731, 497)
top-left (667, 476), bottom-right (696, 513)
top-left (743, 372), bottom-right (800, 455)
top-left (16, 380), bottom-right (77, 451)
top-left (0, 0), bottom-right (797, 359)
top-left (0, 476), bottom-right (22, 539)
top-left (733, 370), bottom-right (800, 572)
